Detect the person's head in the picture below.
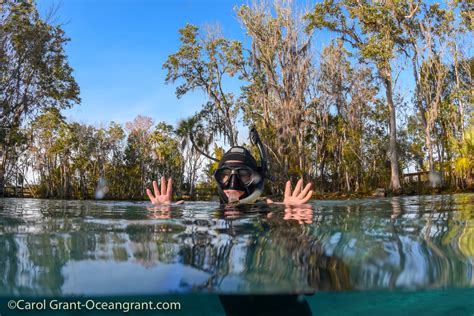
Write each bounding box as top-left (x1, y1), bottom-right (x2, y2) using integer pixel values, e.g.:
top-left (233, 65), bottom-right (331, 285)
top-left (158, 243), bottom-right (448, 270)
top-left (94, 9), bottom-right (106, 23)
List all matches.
top-left (214, 146), bottom-right (264, 204)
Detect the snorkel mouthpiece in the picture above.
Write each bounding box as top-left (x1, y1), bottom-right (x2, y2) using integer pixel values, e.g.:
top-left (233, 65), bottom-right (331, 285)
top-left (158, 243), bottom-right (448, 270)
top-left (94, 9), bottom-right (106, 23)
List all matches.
top-left (227, 193), bottom-right (241, 204)
top-left (238, 187), bottom-right (263, 204)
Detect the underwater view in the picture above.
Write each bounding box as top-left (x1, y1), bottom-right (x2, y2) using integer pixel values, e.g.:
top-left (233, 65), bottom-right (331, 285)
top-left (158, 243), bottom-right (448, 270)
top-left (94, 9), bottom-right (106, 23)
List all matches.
top-left (1, 194), bottom-right (474, 315)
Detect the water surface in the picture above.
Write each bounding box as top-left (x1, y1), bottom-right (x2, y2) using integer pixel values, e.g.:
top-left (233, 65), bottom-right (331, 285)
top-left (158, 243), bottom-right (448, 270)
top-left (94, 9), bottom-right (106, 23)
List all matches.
top-left (0, 194), bottom-right (473, 297)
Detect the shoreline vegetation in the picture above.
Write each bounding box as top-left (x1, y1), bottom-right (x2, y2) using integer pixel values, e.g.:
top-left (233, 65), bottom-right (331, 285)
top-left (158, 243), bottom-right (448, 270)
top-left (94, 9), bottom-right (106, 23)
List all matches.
top-left (1, 0), bottom-right (473, 202)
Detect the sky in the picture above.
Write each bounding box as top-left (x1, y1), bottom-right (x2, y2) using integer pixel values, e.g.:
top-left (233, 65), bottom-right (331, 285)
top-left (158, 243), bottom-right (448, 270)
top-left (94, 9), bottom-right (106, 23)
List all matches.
top-left (35, 0), bottom-right (422, 131)
top-left (36, 0), bottom-right (255, 128)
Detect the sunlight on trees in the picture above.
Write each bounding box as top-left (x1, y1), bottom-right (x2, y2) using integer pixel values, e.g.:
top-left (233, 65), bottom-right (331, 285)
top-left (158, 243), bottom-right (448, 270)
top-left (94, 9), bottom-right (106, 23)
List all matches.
top-left (1, 0), bottom-right (472, 199)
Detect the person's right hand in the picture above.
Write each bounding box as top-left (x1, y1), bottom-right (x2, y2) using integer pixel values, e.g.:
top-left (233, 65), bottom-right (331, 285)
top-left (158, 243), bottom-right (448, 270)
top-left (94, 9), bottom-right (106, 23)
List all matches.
top-left (146, 177), bottom-right (174, 205)
top-left (283, 179), bottom-right (313, 205)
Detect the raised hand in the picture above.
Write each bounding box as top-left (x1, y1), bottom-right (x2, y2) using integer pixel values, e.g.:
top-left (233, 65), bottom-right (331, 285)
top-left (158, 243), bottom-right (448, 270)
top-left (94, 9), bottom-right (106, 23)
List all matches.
top-left (283, 178), bottom-right (313, 205)
top-left (146, 177), bottom-right (174, 205)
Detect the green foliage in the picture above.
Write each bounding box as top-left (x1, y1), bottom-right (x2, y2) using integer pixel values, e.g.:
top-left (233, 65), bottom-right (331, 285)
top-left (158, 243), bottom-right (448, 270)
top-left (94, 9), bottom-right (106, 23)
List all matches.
top-left (25, 114), bottom-right (186, 200)
top-left (0, 0), bottom-right (80, 191)
top-left (1, 0), bottom-right (80, 119)
top-left (163, 23), bottom-right (242, 146)
top-left (150, 122), bottom-right (183, 191)
top-left (201, 144), bottom-right (224, 191)
top-left (5, 0), bottom-right (473, 199)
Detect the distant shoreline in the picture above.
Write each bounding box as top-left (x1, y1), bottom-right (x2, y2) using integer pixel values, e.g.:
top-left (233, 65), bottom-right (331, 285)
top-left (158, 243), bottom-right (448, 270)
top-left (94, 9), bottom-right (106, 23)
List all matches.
top-left (1, 188), bottom-right (473, 202)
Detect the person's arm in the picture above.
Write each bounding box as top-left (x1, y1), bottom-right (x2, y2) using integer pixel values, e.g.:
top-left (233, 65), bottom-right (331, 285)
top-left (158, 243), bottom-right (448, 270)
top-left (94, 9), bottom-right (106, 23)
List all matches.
top-left (266, 178), bottom-right (313, 205)
top-left (146, 177), bottom-right (184, 205)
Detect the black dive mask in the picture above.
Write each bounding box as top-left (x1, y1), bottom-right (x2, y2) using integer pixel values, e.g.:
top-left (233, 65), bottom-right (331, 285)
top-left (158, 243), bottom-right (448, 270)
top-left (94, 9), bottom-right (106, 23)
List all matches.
top-left (214, 164), bottom-right (262, 191)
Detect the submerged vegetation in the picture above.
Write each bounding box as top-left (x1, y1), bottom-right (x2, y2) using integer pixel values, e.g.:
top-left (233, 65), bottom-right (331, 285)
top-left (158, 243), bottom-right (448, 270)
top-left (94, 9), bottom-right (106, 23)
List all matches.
top-left (0, 0), bottom-right (473, 200)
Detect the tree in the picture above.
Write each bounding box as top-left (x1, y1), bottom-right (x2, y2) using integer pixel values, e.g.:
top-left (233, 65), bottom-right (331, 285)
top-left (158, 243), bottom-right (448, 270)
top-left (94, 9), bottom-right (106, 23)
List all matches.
top-left (124, 115), bottom-right (154, 199)
top-left (401, 2), bottom-right (452, 172)
top-left (176, 117), bottom-right (208, 197)
top-left (103, 122), bottom-right (126, 199)
top-left (28, 107), bottom-right (68, 197)
top-left (0, 0), bottom-right (80, 193)
top-left (163, 24), bottom-right (242, 146)
top-left (236, 0), bottom-right (314, 193)
top-left (149, 121), bottom-right (183, 196)
top-left (313, 40), bottom-right (378, 192)
top-left (306, 0), bottom-right (414, 193)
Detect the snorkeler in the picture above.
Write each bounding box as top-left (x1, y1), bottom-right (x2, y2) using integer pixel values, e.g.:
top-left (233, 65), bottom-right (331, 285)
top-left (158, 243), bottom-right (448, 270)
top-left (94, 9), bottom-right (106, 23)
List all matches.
top-left (146, 128), bottom-right (315, 315)
top-left (146, 127), bottom-right (313, 206)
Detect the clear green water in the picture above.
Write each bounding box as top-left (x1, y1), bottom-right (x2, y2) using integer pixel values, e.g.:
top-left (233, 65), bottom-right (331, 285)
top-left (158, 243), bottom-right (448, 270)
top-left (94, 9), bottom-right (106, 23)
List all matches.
top-left (0, 194), bottom-right (473, 315)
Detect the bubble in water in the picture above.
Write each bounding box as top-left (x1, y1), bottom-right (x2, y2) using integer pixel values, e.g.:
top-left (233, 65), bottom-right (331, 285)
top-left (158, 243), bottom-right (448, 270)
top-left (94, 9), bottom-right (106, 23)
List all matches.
top-left (95, 177), bottom-right (109, 199)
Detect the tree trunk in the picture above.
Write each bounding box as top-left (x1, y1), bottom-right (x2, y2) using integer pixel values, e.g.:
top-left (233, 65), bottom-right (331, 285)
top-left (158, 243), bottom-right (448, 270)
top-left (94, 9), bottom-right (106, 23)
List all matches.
top-left (0, 149), bottom-right (7, 195)
top-left (345, 170), bottom-right (351, 192)
top-left (381, 68), bottom-right (401, 193)
top-left (0, 127), bottom-right (13, 195)
top-left (451, 42), bottom-right (465, 141)
top-left (298, 133), bottom-right (305, 179)
top-left (425, 124), bottom-right (434, 172)
top-left (319, 151), bottom-right (326, 191)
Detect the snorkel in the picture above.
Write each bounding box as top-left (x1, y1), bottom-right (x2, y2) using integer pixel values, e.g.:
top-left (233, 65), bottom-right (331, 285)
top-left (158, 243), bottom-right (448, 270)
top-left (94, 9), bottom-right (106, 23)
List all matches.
top-left (249, 127), bottom-right (270, 181)
top-left (237, 127), bottom-right (269, 204)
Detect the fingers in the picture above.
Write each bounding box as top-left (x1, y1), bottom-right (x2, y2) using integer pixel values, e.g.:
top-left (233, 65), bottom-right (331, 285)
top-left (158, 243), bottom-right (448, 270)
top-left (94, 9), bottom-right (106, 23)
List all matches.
top-left (161, 176), bottom-right (166, 196)
top-left (297, 182), bottom-right (312, 199)
top-left (166, 177), bottom-right (172, 198)
top-left (300, 190), bottom-right (313, 204)
top-left (153, 180), bottom-right (159, 197)
top-left (292, 179), bottom-right (303, 196)
top-left (284, 181), bottom-right (291, 199)
top-left (146, 188), bottom-right (155, 203)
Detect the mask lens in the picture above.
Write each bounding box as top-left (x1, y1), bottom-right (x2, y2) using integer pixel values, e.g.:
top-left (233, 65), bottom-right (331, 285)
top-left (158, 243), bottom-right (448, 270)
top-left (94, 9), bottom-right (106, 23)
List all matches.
top-left (215, 166), bottom-right (256, 187)
top-left (215, 168), bottom-right (231, 185)
top-left (238, 169), bottom-right (253, 185)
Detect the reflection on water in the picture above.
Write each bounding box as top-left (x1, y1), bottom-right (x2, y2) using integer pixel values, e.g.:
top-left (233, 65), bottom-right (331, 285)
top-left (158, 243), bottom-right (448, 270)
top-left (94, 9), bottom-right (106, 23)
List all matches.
top-left (0, 194), bottom-right (473, 296)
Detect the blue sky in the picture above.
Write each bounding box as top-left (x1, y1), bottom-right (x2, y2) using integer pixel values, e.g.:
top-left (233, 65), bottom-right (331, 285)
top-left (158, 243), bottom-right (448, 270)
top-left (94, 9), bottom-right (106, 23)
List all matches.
top-left (37, 0), bottom-right (255, 127)
top-left (36, 0), bottom-right (420, 130)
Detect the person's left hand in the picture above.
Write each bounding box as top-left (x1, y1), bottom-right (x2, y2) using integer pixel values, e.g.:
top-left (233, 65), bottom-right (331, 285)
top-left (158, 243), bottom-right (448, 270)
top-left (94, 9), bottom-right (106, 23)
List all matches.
top-left (283, 178), bottom-right (313, 205)
top-left (146, 177), bottom-right (184, 205)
